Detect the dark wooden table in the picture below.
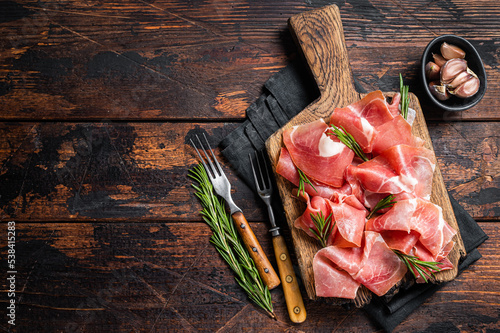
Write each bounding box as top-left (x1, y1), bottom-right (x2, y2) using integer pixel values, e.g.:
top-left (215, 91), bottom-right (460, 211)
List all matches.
top-left (1, 1), bottom-right (498, 332)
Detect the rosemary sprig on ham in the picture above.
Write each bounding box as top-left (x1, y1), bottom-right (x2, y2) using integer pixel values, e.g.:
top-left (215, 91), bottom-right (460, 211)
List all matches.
top-left (399, 74), bottom-right (409, 120)
top-left (297, 168), bottom-right (317, 197)
top-left (328, 125), bottom-right (369, 162)
top-left (366, 194), bottom-right (397, 220)
top-left (309, 211), bottom-right (335, 248)
top-left (394, 251), bottom-right (443, 283)
top-left (368, 195), bottom-right (442, 283)
top-left (189, 164), bottom-right (275, 319)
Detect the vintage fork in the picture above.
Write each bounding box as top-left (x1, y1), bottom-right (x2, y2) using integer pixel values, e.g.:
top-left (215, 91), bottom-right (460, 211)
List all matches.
top-left (249, 151), bottom-right (307, 323)
top-left (191, 134), bottom-right (280, 290)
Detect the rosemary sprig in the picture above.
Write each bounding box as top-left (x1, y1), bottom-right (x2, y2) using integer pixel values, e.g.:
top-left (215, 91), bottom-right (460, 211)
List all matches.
top-left (328, 125), bottom-right (369, 162)
top-left (309, 211), bottom-right (335, 248)
top-left (188, 164), bottom-right (275, 318)
top-left (399, 73), bottom-right (409, 120)
top-left (394, 250), bottom-right (443, 283)
top-left (366, 194), bottom-right (397, 220)
top-left (297, 168), bottom-right (317, 197)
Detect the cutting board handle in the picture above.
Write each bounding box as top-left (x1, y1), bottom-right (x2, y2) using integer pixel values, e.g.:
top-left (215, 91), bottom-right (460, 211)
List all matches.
top-left (288, 4), bottom-right (360, 118)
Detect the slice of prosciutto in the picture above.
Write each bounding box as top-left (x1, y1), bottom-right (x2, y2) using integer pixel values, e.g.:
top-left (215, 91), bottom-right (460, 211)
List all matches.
top-left (346, 144), bottom-right (436, 200)
top-left (330, 91), bottom-right (422, 155)
top-left (387, 92), bottom-right (401, 118)
top-left (329, 91), bottom-right (395, 153)
top-left (388, 93), bottom-right (416, 125)
top-left (294, 194), bottom-right (367, 248)
top-left (370, 115), bottom-right (425, 155)
top-left (314, 231), bottom-right (407, 298)
top-left (366, 198), bottom-right (457, 260)
top-left (283, 119), bottom-right (354, 187)
top-left (276, 147), bottom-right (352, 200)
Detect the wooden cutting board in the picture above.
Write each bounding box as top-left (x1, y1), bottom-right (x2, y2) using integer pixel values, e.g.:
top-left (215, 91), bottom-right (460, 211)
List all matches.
top-left (265, 4), bottom-right (466, 303)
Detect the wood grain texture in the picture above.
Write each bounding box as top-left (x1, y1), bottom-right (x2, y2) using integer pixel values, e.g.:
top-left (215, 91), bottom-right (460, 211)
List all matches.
top-left (266, 4), bottom-right (464, 301)
top-left (0, 0), bottom-right (498, 121)
top-left (0, 221), bottom-right (498, 332)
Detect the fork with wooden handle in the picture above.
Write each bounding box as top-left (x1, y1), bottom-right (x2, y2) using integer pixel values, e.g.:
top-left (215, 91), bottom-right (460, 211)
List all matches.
top-left (191, 134), bottom-right (281, 291)
top-left (249, 151), bottom-right (307, 323)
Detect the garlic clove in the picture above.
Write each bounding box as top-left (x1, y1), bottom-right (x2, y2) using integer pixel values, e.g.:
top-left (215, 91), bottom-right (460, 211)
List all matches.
top-left (440, 58), bottom-right (467, 85)
top-left (467, 67), bottom-right (479, 79)
top-left (447, 71), bottom-right (472, 90)
top-left (440, 42), bottom-right (466, 60)
top-left (451, 76), bottom-right (480, 98)
top-left (429, 81), bottom-right (450, 101)
top-left (425, 61), bottom-right (441, 81)
top-left (432, 53), bottom-right (447, 67)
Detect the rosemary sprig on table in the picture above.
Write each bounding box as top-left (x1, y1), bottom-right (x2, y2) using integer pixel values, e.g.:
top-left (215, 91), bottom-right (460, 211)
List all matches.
top-left (189, 164), bottom-right (275, 319)
top-left (394, 251), bottom-right (442, 283)
top-left (297, 168), bottom-right (317, 197)
top-left (328, 125), bottom-right (369, 162)
top-left (399, 73), bottom-right (409, 120)
top-left (366, 194), bottom-right (397, 220)
top-left (309, 211), bottom-right (335, 248)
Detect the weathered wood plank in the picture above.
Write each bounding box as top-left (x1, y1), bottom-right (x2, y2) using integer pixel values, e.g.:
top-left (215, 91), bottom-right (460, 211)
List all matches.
top-left (428, 122), bottom-right (500, 220)
top-left (0, 122), bottom-right (497, 221)
top-left (0, 222), bottom-right (498, 332)
top-left (0, 122), bottom-right (263, 221)
top-left (0, 0), bottom-right (498, 121)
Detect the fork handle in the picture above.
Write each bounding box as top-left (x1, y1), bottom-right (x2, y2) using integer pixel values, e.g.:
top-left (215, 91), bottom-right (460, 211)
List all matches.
top-left (232, 212), bottom-right (281, 290)
top-left (272, 235), bottom-right (307, 323)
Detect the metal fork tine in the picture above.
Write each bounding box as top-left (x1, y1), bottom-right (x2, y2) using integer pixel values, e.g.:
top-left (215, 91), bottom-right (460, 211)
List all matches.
top-left (249, 153), bottom-right (261, 192)
top-left (194, 134), bottom-right (216, 179)
top-left (255, 151), bottom-right (266, 190)
top-left (202, 133), bottom-right (223, 177)
top-left (260, 150), bottom-right (272, 190)
top-left (190, 137), bottom-right (212, 178)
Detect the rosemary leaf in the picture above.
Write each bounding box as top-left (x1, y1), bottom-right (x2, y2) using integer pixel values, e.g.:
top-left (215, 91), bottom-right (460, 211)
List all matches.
top-left (309, 211), bottom-right (335, 248)
top-left (366, 194), bottom-right (397, 220)
top-left (399, 74), bottom-right (409, 120)
top-left (328, 125), bottom-right (369, 162)
top-left (189, 164), bottom-right (275, 318)
top-left (297, 168), bottom-right (317, 197)
top-left (394, 250), bottom-right (443, 283)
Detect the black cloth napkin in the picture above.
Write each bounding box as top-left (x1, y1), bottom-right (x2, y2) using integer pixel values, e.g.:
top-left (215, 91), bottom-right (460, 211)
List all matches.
top-left (219, 61), bottom-right (488, 332)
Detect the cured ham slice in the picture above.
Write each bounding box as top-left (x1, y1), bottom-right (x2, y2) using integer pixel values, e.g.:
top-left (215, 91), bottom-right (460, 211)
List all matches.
top-left (406, 242), bottom-right (454, 283)
top-left (346, 144), bottom-right (436, 199)
top-left (366, 198), bottom-right (456, 259)
top-left (314, 257), bottom-right (361, 299)
top-left (388, 93), bottom-right (417, 126)
top-left (379, 230), bottom-right (420, 254)
top-left (330, 91), bottom-right (422, 155)
top-left (283, 119), bottom-right (354, 187)
top-left (330, 91), bottom-right (395, 153)
top-left (276, 147), bottom-right (352, 200)
top-left (352, 234), bottom-right (408, 296)
top-left (294, 194), bottom-right (367, 247)
top-left (313, 231), bottom-right (407, 298)
top-left (370, 115), bottom-right (425, 155)
top-left (387, 92), bottom-right (401, 118)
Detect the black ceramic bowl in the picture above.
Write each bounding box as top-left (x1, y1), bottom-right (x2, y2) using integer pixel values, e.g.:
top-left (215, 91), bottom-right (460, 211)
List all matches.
top-left (420, 35), bottom-right (487, 112)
